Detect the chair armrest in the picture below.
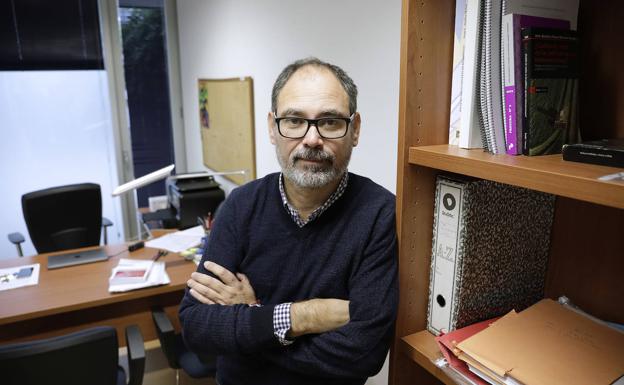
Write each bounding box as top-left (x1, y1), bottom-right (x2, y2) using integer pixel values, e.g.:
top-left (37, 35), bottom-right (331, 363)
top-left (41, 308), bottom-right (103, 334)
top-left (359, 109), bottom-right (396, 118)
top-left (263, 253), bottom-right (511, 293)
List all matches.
top-left (125, 324), bottom-right (145, 385)
top-left (151, 307), bottom-right (180, 369)
top-left (8, 232), bottom-right (25, 257)
top-left (8, 232), bottom-right (25, 245)
top-left (101, 217), bottom-right (113, 245)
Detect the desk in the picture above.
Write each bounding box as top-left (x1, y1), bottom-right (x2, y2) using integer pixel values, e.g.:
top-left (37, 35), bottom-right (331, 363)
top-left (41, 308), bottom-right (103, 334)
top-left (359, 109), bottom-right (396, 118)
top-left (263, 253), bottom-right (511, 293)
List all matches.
top-left (0, 240), bottom-right (197, 346)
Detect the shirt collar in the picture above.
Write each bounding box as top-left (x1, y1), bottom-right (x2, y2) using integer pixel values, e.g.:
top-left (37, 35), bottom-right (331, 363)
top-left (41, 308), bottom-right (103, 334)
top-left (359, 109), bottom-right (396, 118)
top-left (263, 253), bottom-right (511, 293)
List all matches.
top-left (279, 172), bottom-right (349, 228)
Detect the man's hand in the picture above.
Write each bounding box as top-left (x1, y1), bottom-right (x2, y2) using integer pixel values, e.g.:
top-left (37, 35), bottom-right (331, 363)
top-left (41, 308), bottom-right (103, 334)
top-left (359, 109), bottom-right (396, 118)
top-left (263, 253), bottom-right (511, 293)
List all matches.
top-left (187, 261), bottom-right (257, 305)
top-left (289, 298), bottom-right (350, 337)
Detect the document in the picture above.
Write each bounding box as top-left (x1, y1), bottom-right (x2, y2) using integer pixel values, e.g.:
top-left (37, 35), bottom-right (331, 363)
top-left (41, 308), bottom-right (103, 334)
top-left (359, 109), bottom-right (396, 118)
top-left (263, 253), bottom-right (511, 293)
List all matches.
top-left (457, 299), bottom-right (624, 385)
top-left (435, 316), bottom-right (503, 385)
top-left (145, 225), bottom-right (205, 253)
top-left (0, 263), bottom-right (40, 291)
top-left (108, 259), bottom-right (170, 293)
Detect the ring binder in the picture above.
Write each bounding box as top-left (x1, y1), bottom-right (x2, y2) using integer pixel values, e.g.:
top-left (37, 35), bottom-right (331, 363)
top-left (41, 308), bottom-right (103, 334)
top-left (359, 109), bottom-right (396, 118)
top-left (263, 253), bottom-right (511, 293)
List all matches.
top-left (427, 175), bottom-right (555, 335)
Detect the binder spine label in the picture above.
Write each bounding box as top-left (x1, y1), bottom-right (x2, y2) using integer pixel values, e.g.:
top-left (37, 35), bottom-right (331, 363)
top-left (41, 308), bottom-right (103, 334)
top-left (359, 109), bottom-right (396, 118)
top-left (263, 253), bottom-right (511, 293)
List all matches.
top-left (428, 179), bottom-right (463, 335)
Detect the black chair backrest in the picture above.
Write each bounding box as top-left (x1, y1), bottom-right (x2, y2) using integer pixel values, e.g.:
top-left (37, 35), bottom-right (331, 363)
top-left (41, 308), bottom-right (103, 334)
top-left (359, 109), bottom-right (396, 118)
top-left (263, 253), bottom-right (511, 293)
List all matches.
top-left (0, 326), bottom-right (119, 385)
top-left (22, 183), bottom-right (102, 253)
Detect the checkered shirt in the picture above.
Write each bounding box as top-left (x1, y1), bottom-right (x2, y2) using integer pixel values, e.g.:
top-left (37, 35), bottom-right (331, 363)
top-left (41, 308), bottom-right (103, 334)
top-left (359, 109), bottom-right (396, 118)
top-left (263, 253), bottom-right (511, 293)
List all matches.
top-left (273, 302), bottom-right (294, 345)
top-left (278, 172), bottom-right (349, 228)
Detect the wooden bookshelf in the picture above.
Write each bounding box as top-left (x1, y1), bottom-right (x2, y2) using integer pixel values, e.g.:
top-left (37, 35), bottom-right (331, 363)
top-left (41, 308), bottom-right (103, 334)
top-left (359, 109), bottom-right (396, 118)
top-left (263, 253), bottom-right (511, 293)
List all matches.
top-left (409, 145), bottom-right (624, 209)
top-left (390, 1), bottom-right (624, 384)
top-left (400, 331), bottom-right (455, 385)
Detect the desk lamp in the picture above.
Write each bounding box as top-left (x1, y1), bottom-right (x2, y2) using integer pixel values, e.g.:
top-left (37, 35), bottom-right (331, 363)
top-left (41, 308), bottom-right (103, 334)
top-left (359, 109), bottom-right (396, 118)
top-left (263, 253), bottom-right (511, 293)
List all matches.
top-left (112, 164), bottom-right (175, 240)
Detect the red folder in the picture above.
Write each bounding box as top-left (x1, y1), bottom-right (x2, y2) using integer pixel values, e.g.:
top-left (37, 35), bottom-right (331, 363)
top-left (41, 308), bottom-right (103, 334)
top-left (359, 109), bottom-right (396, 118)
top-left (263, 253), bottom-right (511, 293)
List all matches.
top-left (435, 317), bottom-right (500, 385)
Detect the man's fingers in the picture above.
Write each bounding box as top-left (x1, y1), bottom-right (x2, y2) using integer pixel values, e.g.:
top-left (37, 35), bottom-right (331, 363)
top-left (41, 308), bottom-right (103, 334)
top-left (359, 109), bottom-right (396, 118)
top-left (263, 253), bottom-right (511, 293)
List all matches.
top-left (236, 272), bottom-right (249, 284)
top-left (191, 271), bottom-right (228, 292)
top-left (189, 288), bottom-right (216, 305)
top-left (187, 278), bottom-right (227, 304)
top-left (204, 261), bottom-right (238, 284)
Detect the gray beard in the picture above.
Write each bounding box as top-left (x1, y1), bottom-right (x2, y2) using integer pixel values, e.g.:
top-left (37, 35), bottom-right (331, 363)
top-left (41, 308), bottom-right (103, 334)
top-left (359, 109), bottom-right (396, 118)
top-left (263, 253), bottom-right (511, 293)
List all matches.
top-left (277, 146), bottom-right (351, 189)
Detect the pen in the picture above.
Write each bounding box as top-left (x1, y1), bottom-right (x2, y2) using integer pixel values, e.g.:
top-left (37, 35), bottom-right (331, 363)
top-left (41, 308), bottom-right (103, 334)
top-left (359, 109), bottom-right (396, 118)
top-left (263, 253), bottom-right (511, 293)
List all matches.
top-left (152, 250), bottom-right (168, 261)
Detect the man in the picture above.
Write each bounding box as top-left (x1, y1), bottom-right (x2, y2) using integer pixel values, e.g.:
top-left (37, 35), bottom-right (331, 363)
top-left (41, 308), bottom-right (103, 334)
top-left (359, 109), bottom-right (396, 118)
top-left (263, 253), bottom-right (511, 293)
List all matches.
top-left (179, 57), bottom-right (398, 385)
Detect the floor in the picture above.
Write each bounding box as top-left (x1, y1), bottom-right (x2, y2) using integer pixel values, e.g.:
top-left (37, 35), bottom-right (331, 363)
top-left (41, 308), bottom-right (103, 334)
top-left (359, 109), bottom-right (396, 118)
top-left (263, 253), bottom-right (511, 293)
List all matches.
top-left (119, 339), bottom-right (216, 385)
top-left (120, 339), bottom-right (388, 385)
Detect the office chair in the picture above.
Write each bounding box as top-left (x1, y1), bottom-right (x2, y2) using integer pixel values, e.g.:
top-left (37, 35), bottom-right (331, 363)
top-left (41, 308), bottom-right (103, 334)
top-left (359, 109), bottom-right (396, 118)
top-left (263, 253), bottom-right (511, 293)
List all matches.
top-left (152, 307), bottom-right (216, 385)
top-left (0, 325), bottom-right (145, 385)
top-left (7, 183), bottom-right (113, 257)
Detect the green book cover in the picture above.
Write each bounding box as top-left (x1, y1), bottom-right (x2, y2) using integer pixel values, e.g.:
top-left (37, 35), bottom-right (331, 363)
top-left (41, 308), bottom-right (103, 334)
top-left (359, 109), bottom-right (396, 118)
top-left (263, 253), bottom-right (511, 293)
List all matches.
top-left (522, 28), bottom-right (580, 156)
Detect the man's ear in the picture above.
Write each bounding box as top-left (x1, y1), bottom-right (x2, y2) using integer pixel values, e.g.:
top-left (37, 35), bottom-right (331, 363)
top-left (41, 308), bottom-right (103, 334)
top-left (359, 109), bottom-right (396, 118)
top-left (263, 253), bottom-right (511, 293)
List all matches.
top-left (268, 112), bottom-right (277, 145)
top-left (351, 112), bottom-right (361, 147)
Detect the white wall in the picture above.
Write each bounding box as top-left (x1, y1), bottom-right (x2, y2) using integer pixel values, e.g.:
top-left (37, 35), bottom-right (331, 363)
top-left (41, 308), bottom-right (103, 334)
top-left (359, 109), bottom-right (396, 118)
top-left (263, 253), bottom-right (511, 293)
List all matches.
top-left (176, 0), bottom-right (401, 195)
top-left (0, 71), bottom-right (125, 259)
top-left (176, 1), bottom-right (401, 384)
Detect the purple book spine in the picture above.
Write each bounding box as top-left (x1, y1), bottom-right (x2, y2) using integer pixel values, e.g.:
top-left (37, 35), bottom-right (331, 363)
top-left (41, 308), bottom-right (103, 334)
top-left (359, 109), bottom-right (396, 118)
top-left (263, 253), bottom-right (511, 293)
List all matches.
top-left (506, 14), bottom-right (570, 155)
top-left (504, 85), bottom-right (517, 154)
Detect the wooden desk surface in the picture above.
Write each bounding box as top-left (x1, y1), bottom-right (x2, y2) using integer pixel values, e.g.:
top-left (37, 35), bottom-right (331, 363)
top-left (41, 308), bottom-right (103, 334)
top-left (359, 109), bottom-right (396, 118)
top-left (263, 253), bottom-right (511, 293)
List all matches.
top-left (0, 243), bottom-right (197, 345)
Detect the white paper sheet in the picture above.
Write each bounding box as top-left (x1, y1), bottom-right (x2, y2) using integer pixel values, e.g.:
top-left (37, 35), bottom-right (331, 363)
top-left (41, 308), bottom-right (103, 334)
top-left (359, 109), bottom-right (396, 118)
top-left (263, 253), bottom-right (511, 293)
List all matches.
top-left (145, 225), bottom-right (205, 252)
top-left (108, 259), bottom-right (170, 293)
top-left (0, 263), bottom-right (40, 291)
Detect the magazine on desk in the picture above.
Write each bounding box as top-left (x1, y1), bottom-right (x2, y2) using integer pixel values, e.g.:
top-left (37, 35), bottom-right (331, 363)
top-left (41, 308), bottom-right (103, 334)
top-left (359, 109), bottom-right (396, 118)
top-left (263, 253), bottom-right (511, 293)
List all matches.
top-left (108, 258), bottom-right (170, 293)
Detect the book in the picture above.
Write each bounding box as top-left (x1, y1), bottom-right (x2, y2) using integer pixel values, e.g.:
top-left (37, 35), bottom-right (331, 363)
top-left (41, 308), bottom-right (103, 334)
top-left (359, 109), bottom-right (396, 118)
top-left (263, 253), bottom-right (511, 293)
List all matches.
top-left (459, 0), bottom-right (486, 149)
top-left (448, 0), bottom-right (468, 146)
top-left (501, 14), bottom-right (570, 155)
top-left (427, 175), bottom-right (555, 335)
top-left (522, 27), bottom-right (580, 156)
top-left (501, 0), bottom-right (579, 154)
top-left (562, 139), bottom-right (624, 168)
top-left (456, 0), bottom-right (579, 152)
top-left (479, 0), bottom-right (506, 155)
top-left (503, 0), bottom-right (579, 29)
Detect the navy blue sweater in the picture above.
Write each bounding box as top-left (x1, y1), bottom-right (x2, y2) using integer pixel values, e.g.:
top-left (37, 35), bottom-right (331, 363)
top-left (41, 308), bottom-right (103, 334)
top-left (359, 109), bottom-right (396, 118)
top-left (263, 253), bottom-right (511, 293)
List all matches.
top-left (179, 172), bottom-right (398, 385)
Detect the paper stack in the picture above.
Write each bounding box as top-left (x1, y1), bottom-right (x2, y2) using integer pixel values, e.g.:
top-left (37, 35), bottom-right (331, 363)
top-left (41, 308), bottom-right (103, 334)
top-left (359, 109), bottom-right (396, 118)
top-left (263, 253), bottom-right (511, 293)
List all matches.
top-left (108, 258), bottom-right (170, 293)
top-left (436, 299), bottom-right (624, 385)
top-left (110, 259), bottom-right (153, 285)
top-left (145, 225), bottom-right (205, 253)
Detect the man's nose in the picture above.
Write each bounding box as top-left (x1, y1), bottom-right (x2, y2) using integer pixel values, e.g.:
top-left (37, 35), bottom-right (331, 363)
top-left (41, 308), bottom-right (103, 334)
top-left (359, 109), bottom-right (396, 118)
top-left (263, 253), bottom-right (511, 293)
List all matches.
top-left (302, 123), bottom-right (324, 147)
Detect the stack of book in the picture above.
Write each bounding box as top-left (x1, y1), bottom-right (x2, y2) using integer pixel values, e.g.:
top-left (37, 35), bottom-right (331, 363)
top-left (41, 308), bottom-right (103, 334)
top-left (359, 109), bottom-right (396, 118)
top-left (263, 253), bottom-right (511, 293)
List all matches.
top-left (450, 0), bottom-right (581, 156)
top-left (434, 298), bottom-right (624, 385)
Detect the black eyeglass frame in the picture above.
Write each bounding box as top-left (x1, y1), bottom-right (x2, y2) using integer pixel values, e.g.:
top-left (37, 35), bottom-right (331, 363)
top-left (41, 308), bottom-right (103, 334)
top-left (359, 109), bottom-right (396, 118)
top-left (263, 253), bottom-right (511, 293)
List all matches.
top-left (272, 112), bottom-right (354, 139)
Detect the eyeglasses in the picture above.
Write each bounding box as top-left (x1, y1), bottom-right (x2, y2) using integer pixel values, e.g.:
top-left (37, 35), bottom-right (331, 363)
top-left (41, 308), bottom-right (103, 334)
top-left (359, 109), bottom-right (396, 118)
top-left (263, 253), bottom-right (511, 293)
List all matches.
top-left (273, 112), bottom-right (354, 139)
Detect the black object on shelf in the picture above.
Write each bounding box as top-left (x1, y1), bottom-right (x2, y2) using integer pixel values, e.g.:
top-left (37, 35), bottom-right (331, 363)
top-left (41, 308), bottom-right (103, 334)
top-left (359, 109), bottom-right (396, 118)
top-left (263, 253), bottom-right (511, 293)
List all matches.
top-left (562, 139), bottom-right (624, 168)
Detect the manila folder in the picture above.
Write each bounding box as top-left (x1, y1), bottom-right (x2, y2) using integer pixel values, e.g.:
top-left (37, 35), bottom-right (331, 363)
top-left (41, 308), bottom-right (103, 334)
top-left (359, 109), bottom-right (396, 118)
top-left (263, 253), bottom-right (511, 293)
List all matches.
top-left (457, 298), bottom-right (624, 385)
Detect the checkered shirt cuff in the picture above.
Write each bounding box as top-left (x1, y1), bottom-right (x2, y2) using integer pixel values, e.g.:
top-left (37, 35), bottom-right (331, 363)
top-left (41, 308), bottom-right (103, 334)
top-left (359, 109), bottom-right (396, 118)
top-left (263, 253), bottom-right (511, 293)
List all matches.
top-left (273, 302), bottom-right (294, 346)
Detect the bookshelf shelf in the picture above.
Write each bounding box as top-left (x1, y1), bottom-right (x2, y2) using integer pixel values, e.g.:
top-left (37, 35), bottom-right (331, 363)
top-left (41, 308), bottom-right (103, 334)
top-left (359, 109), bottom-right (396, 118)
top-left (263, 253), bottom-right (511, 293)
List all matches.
top-left (400, 330), bottom-right (456, 385)
top-left (390, 1), bottom-right (624, 385)
top-left (408, 145), bottom-right (624, 209)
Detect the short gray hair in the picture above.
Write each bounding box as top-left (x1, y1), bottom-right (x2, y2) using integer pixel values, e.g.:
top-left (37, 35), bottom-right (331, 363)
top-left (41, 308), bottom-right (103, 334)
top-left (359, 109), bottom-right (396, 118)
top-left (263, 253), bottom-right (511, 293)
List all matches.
top-left (271, 57), bottom-right (358, 115)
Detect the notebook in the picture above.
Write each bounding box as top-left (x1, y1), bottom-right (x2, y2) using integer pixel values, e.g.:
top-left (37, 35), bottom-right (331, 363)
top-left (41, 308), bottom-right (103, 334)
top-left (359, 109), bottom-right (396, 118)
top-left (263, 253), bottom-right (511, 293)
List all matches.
top-left (47, 247), bottom-right (109, 269)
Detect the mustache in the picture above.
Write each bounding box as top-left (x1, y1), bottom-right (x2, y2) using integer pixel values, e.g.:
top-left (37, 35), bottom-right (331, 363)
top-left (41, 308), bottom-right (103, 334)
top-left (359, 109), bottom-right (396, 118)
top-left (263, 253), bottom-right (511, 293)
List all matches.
top-left (292, 148), bottom-right (334, 163)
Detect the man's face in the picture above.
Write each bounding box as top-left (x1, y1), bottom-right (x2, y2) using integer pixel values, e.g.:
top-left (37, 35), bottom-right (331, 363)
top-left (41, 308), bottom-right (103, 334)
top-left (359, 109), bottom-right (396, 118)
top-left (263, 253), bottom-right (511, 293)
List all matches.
top-left (268, 66), bottom-right (360, 189)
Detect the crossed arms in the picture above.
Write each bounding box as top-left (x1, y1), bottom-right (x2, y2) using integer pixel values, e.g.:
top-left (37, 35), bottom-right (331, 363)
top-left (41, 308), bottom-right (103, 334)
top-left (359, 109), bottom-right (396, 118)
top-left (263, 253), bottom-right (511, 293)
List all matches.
top-left (178, 192), bottom-right (398, 379)
top-left (188, 261), bottom-right (351, 337)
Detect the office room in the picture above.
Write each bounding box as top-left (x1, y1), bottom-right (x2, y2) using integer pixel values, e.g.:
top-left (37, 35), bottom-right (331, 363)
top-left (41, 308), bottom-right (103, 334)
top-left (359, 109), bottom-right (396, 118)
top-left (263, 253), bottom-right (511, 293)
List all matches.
top-left (0, 0), bottom-right (401, 384)
top-left (6, 1), bottom-right (622, 385)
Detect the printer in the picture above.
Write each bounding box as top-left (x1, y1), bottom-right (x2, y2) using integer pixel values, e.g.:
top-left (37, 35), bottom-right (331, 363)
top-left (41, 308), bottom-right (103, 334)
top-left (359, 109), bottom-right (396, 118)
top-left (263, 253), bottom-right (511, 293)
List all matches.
top-left (165, 174), bottom-right (225, 229)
